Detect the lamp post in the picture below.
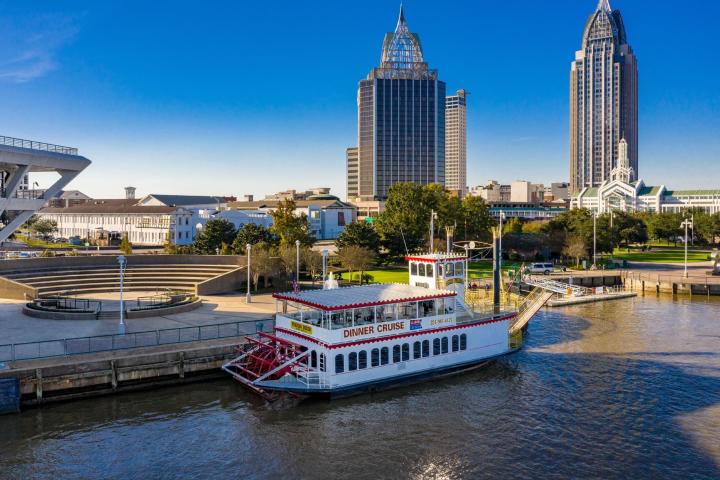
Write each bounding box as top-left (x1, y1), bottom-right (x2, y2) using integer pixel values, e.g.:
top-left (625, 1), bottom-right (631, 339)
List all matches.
top-left (321, 249), bottom-right (329, 288)
top-left (681, 217), bottom-right (694, 278)
top-left (117, 255), bottom-right (127, 335)
top-left (295, 239), bottom-right (301, 284)
top-left (245, 243), bottom-right (252, 303)
top-left (593, 211), bottom-right (597, 268)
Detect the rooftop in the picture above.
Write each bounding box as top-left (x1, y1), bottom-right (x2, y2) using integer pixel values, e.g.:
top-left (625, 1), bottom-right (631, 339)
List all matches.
top-left (273, 283), bottom-right (455, 311)
top-left (142, 194), bottom-right (225, 207)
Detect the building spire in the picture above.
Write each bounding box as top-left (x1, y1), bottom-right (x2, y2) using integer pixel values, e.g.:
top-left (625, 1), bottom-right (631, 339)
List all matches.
top-left (397, 3), bottom-right (406, 29)
top-left (597, 0), bottom-right (612, 12)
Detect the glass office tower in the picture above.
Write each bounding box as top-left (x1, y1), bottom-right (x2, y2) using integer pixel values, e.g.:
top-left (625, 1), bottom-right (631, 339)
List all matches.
top-left (357, 6), bottom-right (445, 201)
top-left (570, 0), bottom-right (638, 194)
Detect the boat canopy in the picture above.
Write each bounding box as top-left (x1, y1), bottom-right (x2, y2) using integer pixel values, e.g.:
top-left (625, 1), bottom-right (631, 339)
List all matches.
top-left (273, 283), bottom-right (455, 312)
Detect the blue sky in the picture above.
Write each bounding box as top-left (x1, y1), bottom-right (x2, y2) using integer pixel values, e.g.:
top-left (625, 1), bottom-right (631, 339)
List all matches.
top-left (0, 0), bottom-right (718, 198)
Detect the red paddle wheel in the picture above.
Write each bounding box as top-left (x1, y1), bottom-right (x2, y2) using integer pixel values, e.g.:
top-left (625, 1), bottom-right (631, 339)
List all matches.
top-left (222, 332), bottom-right (307, 401)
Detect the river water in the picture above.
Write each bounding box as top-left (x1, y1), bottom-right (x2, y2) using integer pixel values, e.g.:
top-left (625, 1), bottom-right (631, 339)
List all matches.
top-left (1, 295), bottom-right (719, 479)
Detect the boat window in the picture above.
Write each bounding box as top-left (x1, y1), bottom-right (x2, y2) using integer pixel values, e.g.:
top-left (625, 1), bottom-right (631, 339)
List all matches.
top-left (331, 311), bottom-right (349, 329)
top-left (356, 307), bottom-right (375, 325)
top-left (380, 347), bottom-right (389, 365)
top-left (426, 264), bottom-right (434, 277)
top-left (382, 304), bottom-right (396, 322)
top-left (410, 262), bottom-right (418, 275)
top-left (371, 348), bottom-right (380, 367)
top-left (433, 338), bottom-right (441, 355)
top-left (446, 263), bottom-right (455, 276)
top-left (398, 302), bottom-right (416, 320)
top-left (311, 350), bottom-right (317, 368)
top-left (320, 354), bottom-right (326, 372)
top-left (418, 263), bottom-right (426, 277)
top-left (335, 354), bottom-right (344, 374)
top-left (422, 340), bottom-right (430, 357)
top-left (359, 350), bottom-right (368, 369)
top-left (438, 263), bottom-right (444, 276)
top-left (460, 334), bottom-right (467, 350)
top-left (441, 337), bottom-right (449, 354)
top-left (455, 262), bottom-right (464, 277)
top-left (349, 352), bottom-right (358, 371)
top-left (393, 345), bottom-right (401, 363)
top-left (401, 343), bottom-right (410, 361)
top-left (452, 335), bottom-right (459, 352)
top-left (413, 341), bottom-right (421, 359)
top-left (419, 300), bottom-right (435, 317)
top-left (436, 297), bottom-right (445, 315)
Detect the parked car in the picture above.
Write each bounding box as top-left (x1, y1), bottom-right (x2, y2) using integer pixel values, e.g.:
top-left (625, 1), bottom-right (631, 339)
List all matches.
top-left (527, 262), bottom-right (554, 275)
top-left (69, 236), bottom-right (83, 246)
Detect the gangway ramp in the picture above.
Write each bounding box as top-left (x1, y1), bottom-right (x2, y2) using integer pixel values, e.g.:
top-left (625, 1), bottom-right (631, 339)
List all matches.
top-left (508, 287), bottom-right (554, 335)
top-left (524, 277), bottom-right (589, 297)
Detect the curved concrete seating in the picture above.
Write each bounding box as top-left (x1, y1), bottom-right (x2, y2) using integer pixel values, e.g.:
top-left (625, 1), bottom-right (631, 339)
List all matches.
top-left (0, 256), bottom-right (248, 299)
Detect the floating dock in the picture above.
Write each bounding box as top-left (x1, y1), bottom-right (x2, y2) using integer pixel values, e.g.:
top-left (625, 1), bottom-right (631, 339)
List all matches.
top-left (547, 291), bottom-right (637, 307)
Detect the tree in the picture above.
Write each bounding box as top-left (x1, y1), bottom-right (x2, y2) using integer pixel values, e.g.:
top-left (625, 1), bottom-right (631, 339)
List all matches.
top-left (31, 218), bottom-right (57, 238)
top-left (503, 217), bottom-right (524, 234)
top-left (249, 243), bottom-right (279, 291)
top-left (374, 183), bottom-right (440, 258)
top-left (232, 224), bottom-right (276, 254)
top-left (269, 199), bottom-right (314, 247)
top-left (645, 212), bottom-right (682, 245)
top-left (193, 219), bottom-right (236, 254)
top-left (337, 245), bottom-right (376, 284)
top-left (278, 245), bottom-right (300, 285)
top-left (460, 195), bottom-right (494, 242)
top-left (335, 221), bottom-right (381, 253)
top-left (301, 248), bottom-right (323, 284)
top-left (119, 235), bottom-right (133, 255)
top-left (563, 235), bottom-right (587, 267)
top-left (612, 212), bottom-right (648, 247)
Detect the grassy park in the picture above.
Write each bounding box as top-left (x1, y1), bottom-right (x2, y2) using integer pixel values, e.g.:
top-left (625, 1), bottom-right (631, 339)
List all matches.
top-left (340, 261), bottom-right (522, 284)
top-left (611, 247), bottom-right (711, 264)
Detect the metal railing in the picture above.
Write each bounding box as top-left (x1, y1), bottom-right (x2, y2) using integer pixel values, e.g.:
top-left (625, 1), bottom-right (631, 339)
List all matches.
top-left (0, 135), bottom-right (78, 155)
top-left (30, 295), bottom-right (102, 313)
top-left (134, 291), bottom-right (194, 311)
top-left (0, 318), bottom-right (274, 363)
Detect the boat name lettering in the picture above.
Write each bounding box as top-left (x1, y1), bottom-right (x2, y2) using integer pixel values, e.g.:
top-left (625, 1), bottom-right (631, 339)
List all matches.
top-left (343, 321), bottom-right (405, 339)
top-left (290, 320), bottom-right (313, 335)
top-left (430, 317), bottom-right (453, 327)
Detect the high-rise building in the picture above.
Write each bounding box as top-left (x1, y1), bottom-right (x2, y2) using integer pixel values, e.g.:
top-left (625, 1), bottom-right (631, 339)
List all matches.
top-left (569, 0), bottom-right (638, 194)
top-left (445, 89), bottom-right (468, 197)
top-left (357, 6), bottom-right (445, 200)
top-left (346, 147), bottom-right (359, 200)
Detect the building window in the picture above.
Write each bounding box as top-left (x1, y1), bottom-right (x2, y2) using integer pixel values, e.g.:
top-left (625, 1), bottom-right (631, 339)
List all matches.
top-left (335, 354), bottom-right (344, 374)
top-left (358, 350), bottom-right (367, 369)
top-left (380, 347), bottom-right (389, 365)
top-left (349, 352), bottom-right (357, 371)
top-left (422, 340), bottom-right (430, 357)
top-left (338, 212), bottom-right (345, 226)
top-left (371, 348), bottom-right (380, 367)
top-left (460, 334), bottom-right (467, 351)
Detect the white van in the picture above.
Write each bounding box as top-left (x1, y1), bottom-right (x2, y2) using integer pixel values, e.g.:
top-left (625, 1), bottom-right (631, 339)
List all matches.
top-left (528, 262), bottom-right (554, 275)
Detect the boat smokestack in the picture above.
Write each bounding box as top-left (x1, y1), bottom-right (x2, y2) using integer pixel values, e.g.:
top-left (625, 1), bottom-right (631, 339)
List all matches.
top-left (445, 225), bottom-right (454, 255)
top-left (493, 228), bottom-right (501, 312)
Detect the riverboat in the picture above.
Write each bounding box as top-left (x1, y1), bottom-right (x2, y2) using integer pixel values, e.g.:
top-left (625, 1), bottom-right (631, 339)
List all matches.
top-left (223, 253), bottom-right (546, 400)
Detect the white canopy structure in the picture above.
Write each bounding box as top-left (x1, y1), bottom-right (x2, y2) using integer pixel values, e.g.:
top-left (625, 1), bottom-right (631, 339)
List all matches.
top-left (0, 135), bottom-right (91, 243)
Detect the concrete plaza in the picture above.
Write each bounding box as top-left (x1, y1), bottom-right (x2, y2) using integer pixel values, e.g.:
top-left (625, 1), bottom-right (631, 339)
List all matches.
top-left (0, 291), bottom-right (277, 346)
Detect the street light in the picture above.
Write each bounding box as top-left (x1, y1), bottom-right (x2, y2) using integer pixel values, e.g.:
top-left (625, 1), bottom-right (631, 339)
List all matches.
top-left (681, 217), bottom-right (694, 278)
top-left (295, 239), bottom-right (301, 284)
top-left (117, 255), bottom-right (127, 335)
top-left (592, 211), bottom-right (597, 268)
top-left (321, 249), bottom-right (329, 289)
top-left (245, 243), bottom-right (252, 303)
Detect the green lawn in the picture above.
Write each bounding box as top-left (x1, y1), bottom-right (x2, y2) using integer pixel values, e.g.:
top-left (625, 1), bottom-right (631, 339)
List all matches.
top-left (340, 261), bottom-right (522, 284)
top-left (611, 247), bottom-right (710, 263)
top-left (14, 234), bottom-right (75, 249)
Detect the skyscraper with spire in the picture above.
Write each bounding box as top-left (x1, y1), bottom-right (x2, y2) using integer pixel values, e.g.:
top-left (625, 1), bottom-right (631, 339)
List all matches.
top-left (352, 6), bottom-right (445, 201)
top-left (570, 0), bottom-right (638, 194)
